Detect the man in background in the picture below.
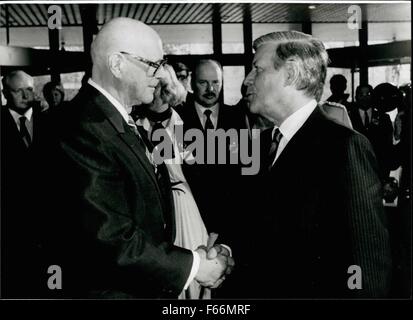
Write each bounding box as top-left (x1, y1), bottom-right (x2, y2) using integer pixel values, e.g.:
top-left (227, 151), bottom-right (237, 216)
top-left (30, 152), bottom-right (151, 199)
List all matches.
top-left (1, 70), bottom-right (45, 297)
top-left (327, 74), bottom-right (351, 111)
top-left (349, 84), bottom-right (394, 181)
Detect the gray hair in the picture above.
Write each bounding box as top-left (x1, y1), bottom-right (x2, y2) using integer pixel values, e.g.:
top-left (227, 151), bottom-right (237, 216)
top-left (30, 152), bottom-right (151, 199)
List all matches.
top-left (253, 31), bottom-right (329, 101)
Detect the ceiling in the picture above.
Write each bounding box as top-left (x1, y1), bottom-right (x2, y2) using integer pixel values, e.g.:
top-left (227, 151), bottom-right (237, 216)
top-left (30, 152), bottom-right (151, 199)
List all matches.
top-left (0, 2), bottom-right (411, 27)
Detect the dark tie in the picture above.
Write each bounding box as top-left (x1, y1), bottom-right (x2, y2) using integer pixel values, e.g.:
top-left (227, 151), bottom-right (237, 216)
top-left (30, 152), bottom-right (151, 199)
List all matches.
top-left (19, 116), bottom-right (31, 147)
top-left (204, 109), bottom-right (214, 131)
top-left (267, 128), bottom-right (283, 171)
top-left (127, 115), bottom-right (149, 151)
top-left (151, 121), bottom-right (175, 160)
top-left (364, 110), bottom-right (370, 128)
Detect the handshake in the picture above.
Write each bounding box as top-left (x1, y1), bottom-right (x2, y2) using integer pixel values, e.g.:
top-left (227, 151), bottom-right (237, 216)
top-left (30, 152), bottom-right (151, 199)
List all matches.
top-left (194, 233), bottom-right (235, 289)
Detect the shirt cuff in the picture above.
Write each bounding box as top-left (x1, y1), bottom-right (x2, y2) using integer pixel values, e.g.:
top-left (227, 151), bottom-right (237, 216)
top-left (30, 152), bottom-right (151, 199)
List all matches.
top-left (221, 244), bottom-right (232, 256)
top-left (183, 250), bottom-right (200, 290)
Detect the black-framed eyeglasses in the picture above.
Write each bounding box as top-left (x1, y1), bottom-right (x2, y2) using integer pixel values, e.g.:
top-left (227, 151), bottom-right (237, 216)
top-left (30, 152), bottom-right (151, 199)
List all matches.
top-left (119, 51), bottom-right (167, 76)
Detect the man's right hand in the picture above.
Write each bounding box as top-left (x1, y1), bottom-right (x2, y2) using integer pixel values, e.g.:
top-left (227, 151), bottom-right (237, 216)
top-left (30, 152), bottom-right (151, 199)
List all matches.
top-left (194, 247), bottom-right (227, 288)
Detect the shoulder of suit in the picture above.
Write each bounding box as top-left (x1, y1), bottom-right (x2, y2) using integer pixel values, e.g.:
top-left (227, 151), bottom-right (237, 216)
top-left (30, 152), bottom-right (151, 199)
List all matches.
top-left (314, 105), bottom-right (356, 137)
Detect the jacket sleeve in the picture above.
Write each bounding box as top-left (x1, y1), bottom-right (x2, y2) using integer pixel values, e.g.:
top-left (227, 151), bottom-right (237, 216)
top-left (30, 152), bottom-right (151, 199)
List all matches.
top-left (342, 133), bottom-right (392, 297)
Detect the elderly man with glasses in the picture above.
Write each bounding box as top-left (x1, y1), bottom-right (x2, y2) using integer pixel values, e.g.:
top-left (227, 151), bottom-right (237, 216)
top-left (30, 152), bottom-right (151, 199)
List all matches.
top-left (42, 17), bottom-right (232, 299)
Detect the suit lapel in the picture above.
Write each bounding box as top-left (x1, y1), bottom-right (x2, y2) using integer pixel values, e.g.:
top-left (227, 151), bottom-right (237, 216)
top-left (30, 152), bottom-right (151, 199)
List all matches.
top-left (350, 109), bottom-right (366, 134)
top-left (270, 107), bottom-right (325, 173)
top-left (184, 102), bottom-right (204, 131)
top-left (217, 104), bottom-right (226, 129)
top-left (89, 86), bottom-right (161, 193)
top-left (2, 107), bottom-right (28, 150)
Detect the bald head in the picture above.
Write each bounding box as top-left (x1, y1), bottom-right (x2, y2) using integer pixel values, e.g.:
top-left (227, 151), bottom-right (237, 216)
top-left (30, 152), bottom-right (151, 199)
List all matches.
top-left (90, 18), bottom-right (165, 108)
top-left (192, 59), bottom-right (223, 108)
top-left (91, 18), bottom-right (163, 73)
top-left (2, 70), bottom-right (33, 90)
top-left (2, 70), bottom-right (35, 112)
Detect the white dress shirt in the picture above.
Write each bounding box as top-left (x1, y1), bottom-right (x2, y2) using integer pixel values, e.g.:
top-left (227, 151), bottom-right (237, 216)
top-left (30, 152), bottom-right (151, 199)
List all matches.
top-left (359, 108), bottom-right (372, 126)
top-left (271, 99), bottom-right (317, 166)
top-left (88, 79), bottom-right (200, 292)
top-left (9, 107), bottom-right (34, 141)
top-left (194, 101), bottom-right (219, 129)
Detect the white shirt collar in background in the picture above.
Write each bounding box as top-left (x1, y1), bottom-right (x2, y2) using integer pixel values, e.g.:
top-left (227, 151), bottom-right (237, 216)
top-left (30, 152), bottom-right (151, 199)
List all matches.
top-left (194, 101), bottom-right (219, 129)
top-left (9, 107), bottom-right (34, 138)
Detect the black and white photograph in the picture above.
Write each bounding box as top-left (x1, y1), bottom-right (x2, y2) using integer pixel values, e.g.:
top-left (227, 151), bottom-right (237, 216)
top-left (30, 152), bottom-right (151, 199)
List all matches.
top-left (0, 0), bottom-right (411, 310)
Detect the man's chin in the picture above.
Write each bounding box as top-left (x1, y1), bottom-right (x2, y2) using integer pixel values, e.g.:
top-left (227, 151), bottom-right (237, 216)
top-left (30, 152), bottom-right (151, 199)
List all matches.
top-left (248, 102), bottom-right (259, 114)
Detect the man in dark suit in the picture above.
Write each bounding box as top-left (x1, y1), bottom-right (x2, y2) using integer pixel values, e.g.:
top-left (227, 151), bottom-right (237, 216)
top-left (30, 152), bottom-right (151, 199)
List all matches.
top-left (175, 59), bottom-right (247, 235)
top-left (326, 74), bottom-right (351, 111)
top-left (42, 18), bottom-right (231, 299)
top-left (349, 84), bottom-right (394, 181)
top-left (242, 31), bottom-right (392, 298)
top-left (1, 70), bottom-right (45, 297)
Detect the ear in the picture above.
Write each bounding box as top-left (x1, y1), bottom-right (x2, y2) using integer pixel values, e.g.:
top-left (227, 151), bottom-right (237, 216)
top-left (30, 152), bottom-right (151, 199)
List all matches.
top-left (283, 59), bottom-right (299, 88)
top-left (107, 53), bottom-right (124, 79)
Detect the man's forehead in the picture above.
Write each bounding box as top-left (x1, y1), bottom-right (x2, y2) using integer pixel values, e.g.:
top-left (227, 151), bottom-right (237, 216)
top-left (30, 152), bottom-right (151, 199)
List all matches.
top-left (196, 64), bottom-right (222, 78)
top-left (9, 74), bottom-right (33, 89)
top-left (254, 43), bottom-right (277, 62)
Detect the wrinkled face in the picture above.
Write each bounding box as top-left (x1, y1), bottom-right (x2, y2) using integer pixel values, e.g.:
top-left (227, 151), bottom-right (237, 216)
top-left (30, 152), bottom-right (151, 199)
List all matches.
top-left (356, 86), bottom-right (372, 110)
top-left (5, 74), bottom-right (35, 111)
top-left (121, 44), bottom-right (164, 106)
top-left (244, 43), bottom-right (286, 119)
top-left (193, 63), bottom-right (222, 108)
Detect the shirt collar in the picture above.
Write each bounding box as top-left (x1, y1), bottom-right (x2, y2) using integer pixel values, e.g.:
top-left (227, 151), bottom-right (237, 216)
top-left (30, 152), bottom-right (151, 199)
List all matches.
top-left (194, 101), bottom-right (219, 119)
top-left (136, 108), bottom-right (183, 132)
top-left (88, 78), bottom-right (130, 123)
top-left (9, 107), bottom-right (33, 123)
top-left (273, 99), bottom-right (317, 141)
top-left (359, 107), bottom-right (372, 117)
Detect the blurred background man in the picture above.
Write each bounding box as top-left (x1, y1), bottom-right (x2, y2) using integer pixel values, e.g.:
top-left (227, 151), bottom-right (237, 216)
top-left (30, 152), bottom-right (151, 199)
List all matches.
top-left (1, 70), bottom-right (45, 298)
top-left (326, 74), bottom-right (351, 111)
top-left (349, 84), bottom-right (394, 181)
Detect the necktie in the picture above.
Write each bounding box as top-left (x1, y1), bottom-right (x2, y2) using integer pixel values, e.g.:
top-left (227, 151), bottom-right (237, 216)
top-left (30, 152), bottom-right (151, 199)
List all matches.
top-left (127, 115), bottom-right (156, 163)
top-left (267, 128), bottom-right (283, 171)
top-left (151, 121), bottom-right (175, 160)
top-left (204, 109), bottom-right (214, 131)
top-left (364, 110), bottom-right (370, 128)
top-left (127, 115), bottom-right (145, 146)
top-left (19, 116), bottom-right (31, 147)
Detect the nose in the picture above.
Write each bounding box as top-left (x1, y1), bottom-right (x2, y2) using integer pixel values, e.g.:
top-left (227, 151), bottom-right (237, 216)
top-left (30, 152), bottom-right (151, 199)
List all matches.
top-left (206, 83), bottom-right (215, 92)
top-left (244, 71), bottom-right (254, 86)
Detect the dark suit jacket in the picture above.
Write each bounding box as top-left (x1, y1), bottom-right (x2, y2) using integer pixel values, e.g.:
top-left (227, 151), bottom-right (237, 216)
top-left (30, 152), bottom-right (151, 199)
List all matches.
top-left (1, 105), bottom-right (45, 298)
top-left (349, 107), bottom-right (394, 180)
top-left (245, 107), bottom-right (392, 298)
top-left (174, 101), bottom-right (247, 235)
top-left (42, 84), bottom-right (193, 298)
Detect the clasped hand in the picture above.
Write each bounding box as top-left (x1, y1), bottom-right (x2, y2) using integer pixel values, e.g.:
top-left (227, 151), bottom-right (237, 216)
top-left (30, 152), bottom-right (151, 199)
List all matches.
top-left (194, 244), bottom-right (235, 288)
